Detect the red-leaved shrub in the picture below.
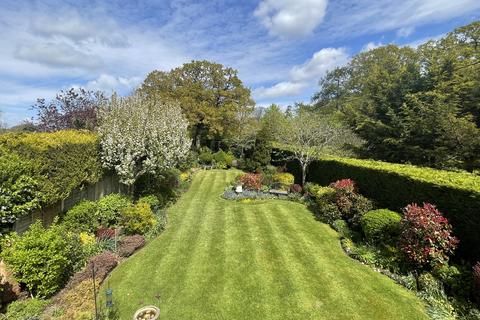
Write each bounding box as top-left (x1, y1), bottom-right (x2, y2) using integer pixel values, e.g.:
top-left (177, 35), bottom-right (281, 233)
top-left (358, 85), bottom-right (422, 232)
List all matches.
top-left (329, 179), bottom-right (357, 193)
top-left (67, 252), bottom-right (119, 289)
top-left (399, 203), bottom-right (459, 267)
top-left (118, 235), bottom-right (146, 257)
top-left (474, 262), bottom-right (480, 306)
top-left (239, 173), bottom-right (262, 190)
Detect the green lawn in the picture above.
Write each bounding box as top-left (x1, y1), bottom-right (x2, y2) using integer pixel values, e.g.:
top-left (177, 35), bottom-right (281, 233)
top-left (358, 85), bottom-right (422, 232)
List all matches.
top-left (103, 169), bottom-right (427, 320)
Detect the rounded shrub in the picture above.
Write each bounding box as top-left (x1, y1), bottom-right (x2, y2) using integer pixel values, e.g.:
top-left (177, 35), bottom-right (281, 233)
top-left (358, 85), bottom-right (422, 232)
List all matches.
top-left (361, 209), bottom-right (401, 244)
top-left (62, 200), bottom-right (99, 233)
top-left (399, 203), bottom-right (459, 267)
top-left (198, 148), bottom-right (214, 165)
top-left (273, 172), bottom-right (294, 190)
top-left (1, 221), bottom-right (83, 298)
top-left (97, 194), bottom-right (132, 227)
top-left (120, 202), bottom-right (157, 235)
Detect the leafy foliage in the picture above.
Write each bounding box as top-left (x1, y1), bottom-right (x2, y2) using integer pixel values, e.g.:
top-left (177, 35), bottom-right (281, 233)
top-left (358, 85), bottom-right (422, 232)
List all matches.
top-left (3, 298), bottom-right (49, 320)
top-left (1, 221), bottom-right (83, 297)
top-left (97, 194), bottom-right (132, 227)
top-left (0, 130), bottom-right (102, 206)
top-left (280, 151), bottom-right (480, 262)
top-left (239, 173), bottom-right (262, 191)
top-left (32, 88), bottom-right (106, 132)
top-left (399, 203), bottom-right (459, 267)
top-left (361, 209), bottom-right (401, 245)
top-left (62, 200), bottom-right (99, 233)
top-left (120, 203), bottom-right (156, 235)
top-left (139, 60), bottom-right (254, 148)
top-left (273, 172), bottom-right (294, 189)
top-left (98, 94), bottom-right (190, 186)
top-left (213, 150), bottom-right (235, 168)
top-left (311, 186), bottom-right (342, 224)
top-left (198, 147), bottom-right (214, 164)
top-left (118, 235), bottom-right (146, 257)
top-left (313, 22), bottom-right (480, 171)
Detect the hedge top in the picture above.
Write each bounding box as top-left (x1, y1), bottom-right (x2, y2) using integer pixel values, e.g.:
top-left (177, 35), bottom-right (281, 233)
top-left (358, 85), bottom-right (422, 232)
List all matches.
top-left (274, 144), bottom-right (480, 193)
top-left (0, 130), bottom-right (99, 150)
top-left (322, 156), bottom-right (480, 193)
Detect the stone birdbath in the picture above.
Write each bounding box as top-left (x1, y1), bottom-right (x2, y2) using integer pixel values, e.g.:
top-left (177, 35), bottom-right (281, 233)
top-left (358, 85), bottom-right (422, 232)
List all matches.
top-left (133, 306), bottom-right (160, 320)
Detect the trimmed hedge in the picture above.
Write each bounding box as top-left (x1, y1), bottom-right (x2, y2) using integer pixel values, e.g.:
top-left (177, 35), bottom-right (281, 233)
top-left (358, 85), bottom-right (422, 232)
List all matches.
top-left (0, 130), bottom-right (102, 206)
top-left (273, 151), bottom-right (480, 262)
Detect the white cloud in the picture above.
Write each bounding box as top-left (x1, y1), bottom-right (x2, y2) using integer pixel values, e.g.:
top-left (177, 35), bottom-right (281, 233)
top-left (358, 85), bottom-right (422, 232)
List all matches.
top-left (361, 41), bottom-right (384, 52)
top-left (15, 42), bottom-right (103, 70)
top-left (254, 0), bottom-right (329, 38)
top-left (254, 81), bottom-right (307, 99)
top-left (397, 26), bottom-right (415, 38)
top-left (290, 48), bottom-right (349, 81)
top-left (254, 47), bottom-right (348, 100)
top-left (324, 0), bottom-right (480, 38)
top-left (30, 11), bottom-right (129, 48)
top-left (82, 74), bottom-right (142, 94)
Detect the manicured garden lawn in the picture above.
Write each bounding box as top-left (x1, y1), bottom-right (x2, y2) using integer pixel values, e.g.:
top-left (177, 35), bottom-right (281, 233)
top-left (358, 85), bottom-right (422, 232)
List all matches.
top-left (103, 170), bottom-right (427, 320)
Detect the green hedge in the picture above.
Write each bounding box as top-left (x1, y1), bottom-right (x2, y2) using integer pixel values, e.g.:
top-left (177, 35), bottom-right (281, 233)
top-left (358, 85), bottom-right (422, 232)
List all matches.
top-left (273, 151), bottom-right (480, 262)
top-left (0, 130), bottom-right (102, 207)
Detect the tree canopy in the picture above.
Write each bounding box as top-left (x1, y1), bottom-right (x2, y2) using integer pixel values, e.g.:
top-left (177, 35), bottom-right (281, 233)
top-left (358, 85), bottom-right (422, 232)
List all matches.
top-left (139, 60), bottom-right (254, 148)
top-left (313, 21), bottom-right (480, 171)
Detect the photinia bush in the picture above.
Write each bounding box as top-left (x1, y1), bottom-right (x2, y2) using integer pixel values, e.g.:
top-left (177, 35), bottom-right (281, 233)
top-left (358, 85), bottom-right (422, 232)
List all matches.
top-left (239, 173), bottom-right (262, 190)
top-left (329, 179), bottom-right (357, 193)
top-left (399, 203), bottom-right (459, 267)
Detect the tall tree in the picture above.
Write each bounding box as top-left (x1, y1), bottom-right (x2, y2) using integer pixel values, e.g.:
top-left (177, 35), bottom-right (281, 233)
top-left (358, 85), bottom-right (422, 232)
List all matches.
top-left (139, 60), bottom-right (254, 148)
top-left (312, 21), bottom-right (480, 171)
top-left (98, 94), bottom-right (191, 187)
top-left (32, 88), bottom-right (106, 132)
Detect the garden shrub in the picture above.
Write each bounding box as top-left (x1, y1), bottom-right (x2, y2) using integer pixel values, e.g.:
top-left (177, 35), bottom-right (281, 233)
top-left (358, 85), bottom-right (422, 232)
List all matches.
top-left (118, 235), bottom-right (146, 257)
top-left (273, 172), bottom-right (294, 190)
top-left (213, 150), bottom-right (235, 168)
top-left (62, 200), bottom-right (99, 233)
top-left (1, 221), bottom-right (83, 298)
top-left (67, 251), bottom-right (119, 289)
top-left (0, 151), bottom-right (41, 224)
top-left (275, 149), bottom-right (480, 262)
top-left (474, 262), bottom-right (480, 305)
top-left (239, 173), bottom-right (262, 190)
top-left (0, 131), bottom-right (102, 206)
top-left (120, 203), bottom-right (156, 235)
top-left (399, 203), bottom-right (459, 267)
top-left (140, 195), bottom-right (168, 239)
top-left (332, 219), bottom-right (353, 239)
top-left (361, 209), bottom-right (401, 245)
top-left (3, 298), bottom-right (49, 320)
top-left (97, 194), bottom-right (132, 227)
top-left (198, 147), bottom-right (214, 165)
top-left (313, 187), bottom-right (342, 224)
top-left (138, 195), bottom-right (162, 213)
top-left (134, 169), bottom-right (180, 202)
top-left (329, 178), bottom-right (357, 193)
top-left (290, 184), bottom-right (302, 193)
top-left (433, 264), bottom-right (473, 300)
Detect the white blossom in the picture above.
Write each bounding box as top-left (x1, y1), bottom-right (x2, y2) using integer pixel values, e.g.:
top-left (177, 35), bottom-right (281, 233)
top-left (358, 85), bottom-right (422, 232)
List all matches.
top-left (98, 94), bottom-right (191, 185)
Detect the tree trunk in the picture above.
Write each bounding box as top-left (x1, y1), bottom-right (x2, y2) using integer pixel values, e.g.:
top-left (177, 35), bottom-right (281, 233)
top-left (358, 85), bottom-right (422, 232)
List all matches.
top-left (301, 162), bottom-right (307, 187)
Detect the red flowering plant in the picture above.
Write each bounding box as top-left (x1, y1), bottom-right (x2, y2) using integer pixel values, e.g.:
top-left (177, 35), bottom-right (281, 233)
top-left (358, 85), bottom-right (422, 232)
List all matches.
top-left (399, 203), bottom-right (459, 268)
top-left (329, 179), bottom-right (357, 193)
top-left (239, 173), bottom-right (262, 190)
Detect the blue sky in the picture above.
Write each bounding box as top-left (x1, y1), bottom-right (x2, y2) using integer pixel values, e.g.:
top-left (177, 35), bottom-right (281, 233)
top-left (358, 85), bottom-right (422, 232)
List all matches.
top-left (0, 0), bottom-right (479, 126)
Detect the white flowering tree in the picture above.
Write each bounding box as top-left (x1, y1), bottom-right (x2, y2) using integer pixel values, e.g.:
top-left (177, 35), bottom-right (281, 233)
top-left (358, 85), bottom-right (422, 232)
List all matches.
top-left (98, 94), bottom-right (191, 187)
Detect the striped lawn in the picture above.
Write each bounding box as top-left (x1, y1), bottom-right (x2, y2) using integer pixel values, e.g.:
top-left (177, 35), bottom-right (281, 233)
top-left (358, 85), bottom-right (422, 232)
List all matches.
top-left (102, 169), bottom-right (427, 320)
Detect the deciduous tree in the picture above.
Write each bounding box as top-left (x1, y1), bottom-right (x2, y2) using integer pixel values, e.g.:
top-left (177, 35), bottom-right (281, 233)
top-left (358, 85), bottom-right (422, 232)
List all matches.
top-left (98, 94), bottom-right (191, 187)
